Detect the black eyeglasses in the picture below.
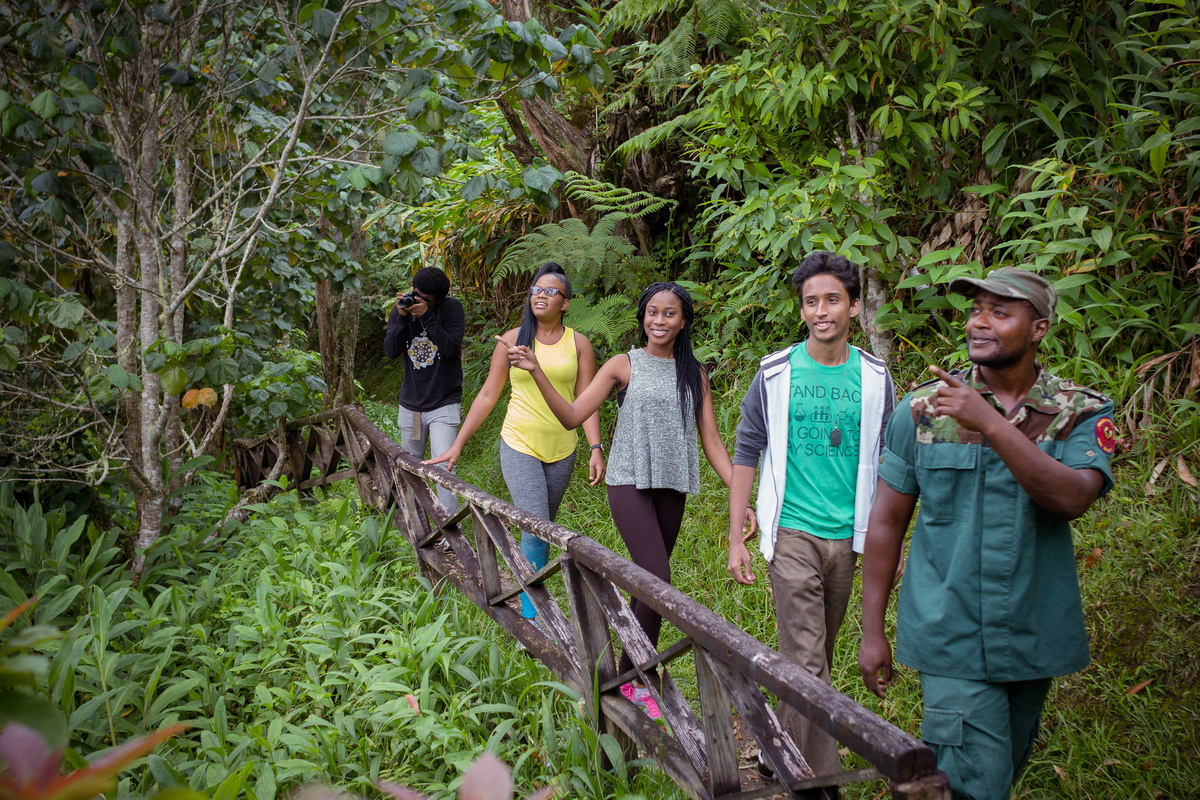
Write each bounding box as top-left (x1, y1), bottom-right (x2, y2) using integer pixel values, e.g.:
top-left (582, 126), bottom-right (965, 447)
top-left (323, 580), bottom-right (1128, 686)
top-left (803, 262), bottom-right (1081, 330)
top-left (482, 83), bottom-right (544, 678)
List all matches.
top-left (529, 286), bottom-right (562, 297)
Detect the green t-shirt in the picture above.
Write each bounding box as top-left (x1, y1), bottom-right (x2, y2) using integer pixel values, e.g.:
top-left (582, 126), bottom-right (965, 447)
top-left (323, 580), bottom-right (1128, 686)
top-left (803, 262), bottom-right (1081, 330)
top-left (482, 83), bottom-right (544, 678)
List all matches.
top-left (778, 343), bottom-right (862, 538)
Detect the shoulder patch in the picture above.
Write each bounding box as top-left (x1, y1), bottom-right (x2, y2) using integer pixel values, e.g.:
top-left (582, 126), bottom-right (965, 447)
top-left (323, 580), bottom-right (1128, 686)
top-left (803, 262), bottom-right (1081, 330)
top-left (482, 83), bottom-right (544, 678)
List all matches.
top-left (1094, 416), bottom-right (1117, 454)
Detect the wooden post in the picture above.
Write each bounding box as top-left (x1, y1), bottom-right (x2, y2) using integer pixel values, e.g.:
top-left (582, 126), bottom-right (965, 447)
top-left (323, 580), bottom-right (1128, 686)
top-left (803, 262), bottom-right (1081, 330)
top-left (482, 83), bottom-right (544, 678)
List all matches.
top-left (695, 648), bottom-right (741, 798)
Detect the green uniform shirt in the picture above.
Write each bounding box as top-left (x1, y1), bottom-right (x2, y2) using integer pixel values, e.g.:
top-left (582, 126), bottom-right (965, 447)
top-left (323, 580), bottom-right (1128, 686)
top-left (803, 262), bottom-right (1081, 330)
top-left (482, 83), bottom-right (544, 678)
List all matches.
top-left (879, 366), bottom-right (1115, 682)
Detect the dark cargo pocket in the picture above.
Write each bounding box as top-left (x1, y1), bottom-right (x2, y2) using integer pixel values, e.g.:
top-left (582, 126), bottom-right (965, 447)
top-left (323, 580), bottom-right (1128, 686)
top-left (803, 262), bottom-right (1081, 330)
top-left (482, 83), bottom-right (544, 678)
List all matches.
top-left (922, 707), bottom-right (964, 746)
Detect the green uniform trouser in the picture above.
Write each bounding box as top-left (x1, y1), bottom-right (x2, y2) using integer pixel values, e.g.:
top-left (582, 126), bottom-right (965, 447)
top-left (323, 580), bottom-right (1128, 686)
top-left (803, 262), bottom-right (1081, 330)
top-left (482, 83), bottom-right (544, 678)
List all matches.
top-left (919, 674), bottom-right (1053, 800)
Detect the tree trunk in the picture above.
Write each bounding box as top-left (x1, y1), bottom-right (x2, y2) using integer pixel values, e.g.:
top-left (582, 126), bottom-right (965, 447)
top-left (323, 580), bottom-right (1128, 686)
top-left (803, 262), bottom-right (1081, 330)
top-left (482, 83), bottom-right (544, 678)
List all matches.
top-left (859, 265), bottom-right (893, 362)
top-left (497, 0), bottom-right (592, 176)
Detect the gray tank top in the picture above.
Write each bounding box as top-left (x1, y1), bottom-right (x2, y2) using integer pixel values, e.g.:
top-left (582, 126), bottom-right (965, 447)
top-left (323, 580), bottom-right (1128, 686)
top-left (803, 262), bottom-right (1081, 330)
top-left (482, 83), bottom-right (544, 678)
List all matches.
top-left (605, 348), bottom-right (700, 494)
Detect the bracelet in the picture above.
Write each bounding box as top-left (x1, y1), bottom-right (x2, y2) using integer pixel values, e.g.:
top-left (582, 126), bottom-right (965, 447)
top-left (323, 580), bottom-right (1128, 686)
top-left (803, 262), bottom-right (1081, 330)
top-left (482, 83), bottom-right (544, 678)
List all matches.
top-left (590, 443), bottom-right (603, 451)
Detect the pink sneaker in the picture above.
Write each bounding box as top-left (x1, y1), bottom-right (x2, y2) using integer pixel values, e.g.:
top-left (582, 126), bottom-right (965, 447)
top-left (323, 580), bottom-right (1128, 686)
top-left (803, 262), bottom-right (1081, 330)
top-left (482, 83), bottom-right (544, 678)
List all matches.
top-left (620, 682), bottom-right (637, 701)
top-left (631, 686), bottom-right (661, 719)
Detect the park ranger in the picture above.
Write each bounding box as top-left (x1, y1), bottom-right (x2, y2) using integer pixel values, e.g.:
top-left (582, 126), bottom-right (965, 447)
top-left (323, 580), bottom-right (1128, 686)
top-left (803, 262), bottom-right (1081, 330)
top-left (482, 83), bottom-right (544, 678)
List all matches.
top-left (858, 267), bottom-right (1117, 800)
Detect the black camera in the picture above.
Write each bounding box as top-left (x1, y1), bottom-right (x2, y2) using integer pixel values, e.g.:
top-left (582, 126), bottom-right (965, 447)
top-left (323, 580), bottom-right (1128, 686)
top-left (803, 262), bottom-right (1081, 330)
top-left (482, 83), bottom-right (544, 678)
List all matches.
top-left (396, 292), bottom-right (419, 308)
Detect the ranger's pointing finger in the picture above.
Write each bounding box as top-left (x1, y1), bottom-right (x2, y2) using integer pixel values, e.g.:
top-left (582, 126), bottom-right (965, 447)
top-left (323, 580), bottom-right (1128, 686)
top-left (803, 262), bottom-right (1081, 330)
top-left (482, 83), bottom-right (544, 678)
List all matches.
top-left (929, 365), bottom-right (964, 386)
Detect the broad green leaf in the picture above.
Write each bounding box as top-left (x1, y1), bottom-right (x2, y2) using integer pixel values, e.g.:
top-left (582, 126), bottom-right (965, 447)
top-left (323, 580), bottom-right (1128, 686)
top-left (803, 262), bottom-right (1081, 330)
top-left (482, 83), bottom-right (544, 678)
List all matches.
top-left (0, 343), bottom-right (20, 371)
top-left (461, 175), bottom-right (486, 202)
top-left (30, 90), bottom-right (59, 119)
top-left (981, 123), bottom-right (1008, 155)
top-left (143, 351), bottom-right (167, 372)
top-left (521, 164), bottom-right (560, 193)
top-left (42, 197), bottom-right (66, 223)
top-left (308, 8), bottom-right (338, 37)
top-left (568, 43), bottom-right (593, 66)
top-left (75, 94), bottom-right (105, 114)
top-left (106, 364), bottom-right (132, 390)
top-left (382, 130), bottom-right (420, 156)
top-left (30, 167), bottom-right (63, 194)
top-left (146, 4), bottom-right (174, 23)
top-left (409, 146), bottom-right (442, 177)
top-left (1029, 101), bottom-right (1065, 139)
top-left (206, 357), bottom-right (239, 385)
top-left (46, 298), bottom-right (84, 328)
top-left (160, 367), bottom-right (189, 395)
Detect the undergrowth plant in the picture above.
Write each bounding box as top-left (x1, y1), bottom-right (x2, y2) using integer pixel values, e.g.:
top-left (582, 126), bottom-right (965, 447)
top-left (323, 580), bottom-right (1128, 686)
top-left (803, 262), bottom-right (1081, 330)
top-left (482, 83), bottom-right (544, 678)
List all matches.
top-left (0, 482), bottom-right (675, 800)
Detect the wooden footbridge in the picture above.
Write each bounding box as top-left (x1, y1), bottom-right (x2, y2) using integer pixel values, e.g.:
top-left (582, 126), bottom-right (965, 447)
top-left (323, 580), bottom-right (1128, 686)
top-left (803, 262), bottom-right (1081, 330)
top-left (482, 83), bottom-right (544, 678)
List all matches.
top-left (234, 405), bottom-right (950, 799)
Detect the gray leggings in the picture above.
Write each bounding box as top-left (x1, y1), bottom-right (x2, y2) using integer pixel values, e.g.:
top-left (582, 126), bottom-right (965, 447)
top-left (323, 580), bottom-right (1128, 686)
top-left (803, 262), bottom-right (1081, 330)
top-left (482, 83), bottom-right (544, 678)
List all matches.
top-left (499, 439), bottom-right (576, 618)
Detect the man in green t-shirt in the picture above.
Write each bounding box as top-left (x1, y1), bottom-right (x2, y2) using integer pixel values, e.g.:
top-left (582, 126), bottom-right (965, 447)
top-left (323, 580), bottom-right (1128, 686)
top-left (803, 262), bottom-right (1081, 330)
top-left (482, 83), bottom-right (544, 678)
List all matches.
top-left (729, 252), bottom-right (896, 799)
top-left (858, 267), bottom-right (1115, 799)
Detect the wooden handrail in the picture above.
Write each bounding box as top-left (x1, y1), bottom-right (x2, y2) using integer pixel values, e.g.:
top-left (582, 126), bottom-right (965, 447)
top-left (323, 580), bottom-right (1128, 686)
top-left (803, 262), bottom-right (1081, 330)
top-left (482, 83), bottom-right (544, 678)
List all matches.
top-left (233, 404), bottom-right (950, 800)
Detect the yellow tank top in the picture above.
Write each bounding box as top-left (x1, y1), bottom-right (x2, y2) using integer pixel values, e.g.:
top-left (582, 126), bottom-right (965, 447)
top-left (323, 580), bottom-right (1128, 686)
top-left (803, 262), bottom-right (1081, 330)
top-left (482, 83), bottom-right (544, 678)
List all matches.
top-left (501, 327), bottom-right (580, 462)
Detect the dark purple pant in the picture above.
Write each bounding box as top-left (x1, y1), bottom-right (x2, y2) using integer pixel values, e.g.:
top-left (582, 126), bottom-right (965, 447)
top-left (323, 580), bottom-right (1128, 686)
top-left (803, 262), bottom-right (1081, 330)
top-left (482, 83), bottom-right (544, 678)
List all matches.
top-left (606, 484), bottom-right (687, 675)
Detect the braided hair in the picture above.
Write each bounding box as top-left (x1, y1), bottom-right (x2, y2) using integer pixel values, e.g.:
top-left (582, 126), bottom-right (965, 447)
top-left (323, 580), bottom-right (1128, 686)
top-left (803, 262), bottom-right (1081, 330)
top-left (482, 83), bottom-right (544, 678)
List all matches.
top-left (515, 262), bottom-right (572, 348)
top-left (636, 281), bottom-right (705, 423)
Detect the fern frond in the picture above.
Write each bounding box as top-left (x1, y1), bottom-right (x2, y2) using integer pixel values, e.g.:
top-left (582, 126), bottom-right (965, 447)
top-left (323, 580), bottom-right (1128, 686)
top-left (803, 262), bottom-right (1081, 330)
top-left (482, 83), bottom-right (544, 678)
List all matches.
top-left (614, 110), bottom-right (703, 160)
top-left (604, 0), bottom-right (684, 32)
top-left (562, 172), bottom-right (677, 220)
top-left (563, 295), bottom-right (639, 351)
top-left (494, 218), bottom-right (638, 287)
top-left (650, 15), bottom-right (699, 101)
top-left (697, 0), bottom-right (751, 46)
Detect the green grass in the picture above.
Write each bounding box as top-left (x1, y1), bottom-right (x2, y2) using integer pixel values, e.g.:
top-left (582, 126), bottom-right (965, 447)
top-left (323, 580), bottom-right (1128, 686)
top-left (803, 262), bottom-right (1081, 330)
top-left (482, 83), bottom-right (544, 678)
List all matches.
top-left (362, 348), bottom-right (1200, 799)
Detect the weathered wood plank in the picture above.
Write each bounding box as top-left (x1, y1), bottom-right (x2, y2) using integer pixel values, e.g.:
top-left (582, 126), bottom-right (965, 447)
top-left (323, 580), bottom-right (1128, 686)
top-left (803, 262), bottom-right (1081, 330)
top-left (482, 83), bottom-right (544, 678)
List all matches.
top-left (695, 649), bottom-right (740, 798)
top-left (598, 693), bottom-right (711, 800)
top-left (701, 645), bottom-right (811, 786)
top-left (578, 567), bottom-right (711, 786)
top-left (471, 507), bottom-right (581, 665)
top-left (470, 506), bottom-right (505, 605)
top-left (567, 535), bottom-right (936, 783)
top-left (605, 638), bottom-right (693, 692)
top-left (297, 467), bottom-right (359, 490)
top-left (562, 554), bottom-right (621, 716)
top-left (489, 556), bottom-right (564, 605)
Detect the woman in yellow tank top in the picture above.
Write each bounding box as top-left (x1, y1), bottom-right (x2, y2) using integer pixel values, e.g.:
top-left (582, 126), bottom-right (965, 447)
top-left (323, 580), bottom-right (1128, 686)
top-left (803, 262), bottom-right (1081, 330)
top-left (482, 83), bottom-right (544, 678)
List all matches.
top-left (426, 263), bottom-right (605, 624)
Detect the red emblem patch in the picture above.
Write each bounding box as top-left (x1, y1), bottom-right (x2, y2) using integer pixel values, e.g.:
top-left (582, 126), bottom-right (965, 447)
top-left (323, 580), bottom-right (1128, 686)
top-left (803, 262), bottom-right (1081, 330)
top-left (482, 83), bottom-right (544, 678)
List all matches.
top-left (1094, 417), bottom-right (1117, 455)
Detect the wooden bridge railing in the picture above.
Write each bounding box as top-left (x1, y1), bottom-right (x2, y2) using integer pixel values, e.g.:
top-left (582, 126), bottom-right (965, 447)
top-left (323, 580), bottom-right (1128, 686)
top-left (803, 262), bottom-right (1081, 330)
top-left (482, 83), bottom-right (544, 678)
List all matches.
top-left (233, 405), bottom-right (950, 800)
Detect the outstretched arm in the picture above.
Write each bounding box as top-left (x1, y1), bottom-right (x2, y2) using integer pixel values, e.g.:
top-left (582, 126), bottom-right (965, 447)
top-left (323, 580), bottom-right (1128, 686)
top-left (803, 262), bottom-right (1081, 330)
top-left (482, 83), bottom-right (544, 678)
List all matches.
top-left (424, 336), bottom-right (512, 470)
top-left (928, 366), bottom-right (1105, 519)
top-left (508, 339), bottom-right (627, 429)
top-left (858, 481), bottom-right (917, 698)
top-left (698, 381), bottom-right (758, 540)
top-left (574, 333), bottom-right (607, 486)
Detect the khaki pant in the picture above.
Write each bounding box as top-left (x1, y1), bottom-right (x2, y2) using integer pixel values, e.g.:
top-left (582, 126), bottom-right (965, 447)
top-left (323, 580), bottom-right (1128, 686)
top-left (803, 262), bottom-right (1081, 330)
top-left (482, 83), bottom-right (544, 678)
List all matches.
top-left (770, 527), bottom-right (856, 779)
top-left (398, 402), bottom-right (460, 514)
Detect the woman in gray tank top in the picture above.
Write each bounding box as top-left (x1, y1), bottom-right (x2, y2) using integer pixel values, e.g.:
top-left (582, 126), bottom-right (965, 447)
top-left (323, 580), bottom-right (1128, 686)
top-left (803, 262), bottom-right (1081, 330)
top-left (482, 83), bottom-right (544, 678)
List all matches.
top-left (507, 282), bottom-right (757, 718)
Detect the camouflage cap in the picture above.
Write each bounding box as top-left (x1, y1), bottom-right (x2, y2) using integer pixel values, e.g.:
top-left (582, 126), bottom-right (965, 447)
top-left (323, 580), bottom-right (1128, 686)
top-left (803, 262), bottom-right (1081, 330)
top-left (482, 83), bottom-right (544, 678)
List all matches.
top-left (950, 267), bottom-right (1056, 322)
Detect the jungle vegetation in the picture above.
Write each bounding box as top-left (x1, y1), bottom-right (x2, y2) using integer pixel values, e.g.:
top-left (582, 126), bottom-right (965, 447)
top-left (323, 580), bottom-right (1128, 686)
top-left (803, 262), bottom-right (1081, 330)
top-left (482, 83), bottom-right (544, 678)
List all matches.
top-left (0, 0), bottom-right (1197, 797)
